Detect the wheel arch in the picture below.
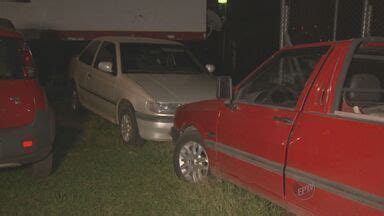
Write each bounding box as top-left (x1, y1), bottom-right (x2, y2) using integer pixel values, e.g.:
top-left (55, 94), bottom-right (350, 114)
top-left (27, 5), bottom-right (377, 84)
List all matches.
top-left (116, 99), bottom-right (135, 124)
top-left (179, 123), bottom-right (206, 140)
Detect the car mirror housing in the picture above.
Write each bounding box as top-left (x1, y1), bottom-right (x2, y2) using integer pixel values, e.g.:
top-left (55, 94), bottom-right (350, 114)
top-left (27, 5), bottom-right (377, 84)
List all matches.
top-left (98, 61), bottom-right (113, 73)
top-left (217, 76), bottom-right (233, 101)
top-left (205, 64), bottom-right (216, 74)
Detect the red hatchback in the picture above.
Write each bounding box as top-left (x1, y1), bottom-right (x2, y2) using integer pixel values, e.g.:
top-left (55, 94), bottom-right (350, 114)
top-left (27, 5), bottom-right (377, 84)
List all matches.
top-left (172, 38), bottom-right (384, 215)
top-left (0, 30), bottom-right (54, 177)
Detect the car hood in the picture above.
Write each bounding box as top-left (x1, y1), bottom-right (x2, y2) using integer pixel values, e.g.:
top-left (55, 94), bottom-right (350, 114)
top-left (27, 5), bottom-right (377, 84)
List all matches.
top-left (126, 73), bottom-right (217, 103)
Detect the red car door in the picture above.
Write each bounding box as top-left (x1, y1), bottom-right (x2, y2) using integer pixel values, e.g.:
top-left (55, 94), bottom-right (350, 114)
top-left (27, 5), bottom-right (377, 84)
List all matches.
top-left (215, 45), bottom-right (331, 200)
top-left (285, 41), bottom-right (384, 215)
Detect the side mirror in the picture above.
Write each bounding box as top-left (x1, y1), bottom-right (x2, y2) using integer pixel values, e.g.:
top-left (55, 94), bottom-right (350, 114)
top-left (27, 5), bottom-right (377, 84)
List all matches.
top-left (217, 76), bottom-right (233, 100)
top-left (205, 64), bottom-right (216, 74)
top-left (98, 61), bottom-right (113, 73)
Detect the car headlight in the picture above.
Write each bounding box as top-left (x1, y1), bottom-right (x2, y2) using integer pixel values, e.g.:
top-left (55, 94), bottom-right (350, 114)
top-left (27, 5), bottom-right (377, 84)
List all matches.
top-left (146, 101), bottom-right (182, 114)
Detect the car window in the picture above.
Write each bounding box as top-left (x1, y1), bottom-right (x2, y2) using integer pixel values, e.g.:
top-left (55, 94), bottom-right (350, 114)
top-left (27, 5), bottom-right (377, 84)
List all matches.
top-left (237, 46), bottom-right (329, 109)
top-left (0, 37), bottom-right (23, 80)
top-left (120, 43), bottom-right (203, 74)
top-left (0, 18), bottom-right (16, 31)
top-left (336, 43), bottom-right (384, 120)
top-left (94, 41), bottom-right (117, 74)
top-left (79, 41), bottom-right (101, 65)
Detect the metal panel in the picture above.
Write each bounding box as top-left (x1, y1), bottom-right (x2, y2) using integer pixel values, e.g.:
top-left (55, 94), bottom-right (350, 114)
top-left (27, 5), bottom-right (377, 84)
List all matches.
top-left (0, 0), bottom-right (206, 33)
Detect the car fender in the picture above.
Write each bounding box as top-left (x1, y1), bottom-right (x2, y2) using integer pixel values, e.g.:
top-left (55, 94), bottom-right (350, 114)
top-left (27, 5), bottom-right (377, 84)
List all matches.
top-left (114, 77), bottom-right (153, 123)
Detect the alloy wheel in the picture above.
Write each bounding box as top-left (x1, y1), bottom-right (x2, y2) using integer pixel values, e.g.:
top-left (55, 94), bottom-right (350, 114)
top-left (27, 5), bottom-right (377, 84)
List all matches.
top-left (120, 114), bottom-right (133, 142)
top-left (178, 141), bottom-right (209, 182)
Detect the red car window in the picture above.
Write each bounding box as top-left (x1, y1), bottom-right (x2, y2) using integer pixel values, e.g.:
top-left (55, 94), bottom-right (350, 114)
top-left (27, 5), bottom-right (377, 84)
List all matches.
top-left (236, 46), bottom-right (329, 109)
top-left (0, 37), bottom-right (23, 80)
top-left (336, 43), bottom-right (384, 119)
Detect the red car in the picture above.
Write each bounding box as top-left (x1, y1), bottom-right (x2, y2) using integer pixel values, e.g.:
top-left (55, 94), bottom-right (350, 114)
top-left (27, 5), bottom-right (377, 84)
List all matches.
top-left (0, 29), bottom-right (55, 177)
top-left (172, 38), bottom-right (384, 215)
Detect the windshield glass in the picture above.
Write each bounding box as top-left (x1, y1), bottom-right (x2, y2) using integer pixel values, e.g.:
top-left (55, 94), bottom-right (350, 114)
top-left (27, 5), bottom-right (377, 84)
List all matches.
top-left (120, 43), bottom-right (203, 74)
top-left (0, 37), bottom-right (23, 80)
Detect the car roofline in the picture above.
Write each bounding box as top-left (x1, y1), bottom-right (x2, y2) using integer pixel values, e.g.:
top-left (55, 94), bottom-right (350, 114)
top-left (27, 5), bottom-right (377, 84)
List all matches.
top-left (0, 30), bottom-right (22, 39)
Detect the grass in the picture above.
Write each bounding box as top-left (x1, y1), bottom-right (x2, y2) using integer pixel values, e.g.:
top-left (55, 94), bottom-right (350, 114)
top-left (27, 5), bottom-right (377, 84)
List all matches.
top-left (0, 100), bottom-right (286, 216)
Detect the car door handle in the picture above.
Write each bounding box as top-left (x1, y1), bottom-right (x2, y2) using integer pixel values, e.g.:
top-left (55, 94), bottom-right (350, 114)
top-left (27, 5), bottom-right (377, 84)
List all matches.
top-left (273, 116), bottom-right (293, 125)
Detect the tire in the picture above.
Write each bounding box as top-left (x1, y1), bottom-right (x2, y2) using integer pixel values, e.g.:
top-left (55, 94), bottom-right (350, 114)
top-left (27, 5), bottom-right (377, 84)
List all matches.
top-left (173, 130), bottom-right (210, 183)
top-left (119, 106), bottom-right (144, 146)
top-left (29, 152), bottom-right (53, 178)
top-left (70, 83), bottom-right (82, 113)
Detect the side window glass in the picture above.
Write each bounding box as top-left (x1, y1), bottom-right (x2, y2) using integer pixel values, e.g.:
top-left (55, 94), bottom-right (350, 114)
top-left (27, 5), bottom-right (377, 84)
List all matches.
top-left (79, 41), bottom-right (101, 65)
top-left (94, 42), bottom-right (117, 74)
top-left (237, 46), bottom-right (329, 109)
top-left (336, 43), bottom-right (384, 119)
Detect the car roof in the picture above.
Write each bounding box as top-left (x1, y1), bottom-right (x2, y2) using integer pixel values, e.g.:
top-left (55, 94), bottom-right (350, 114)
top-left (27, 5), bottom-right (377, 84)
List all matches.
top-left (283, 37), bottom-right (384, 50)
top-left (93, 36), bottom-right (183, 46)
top-left (0, 29), bottom-right (22, 39)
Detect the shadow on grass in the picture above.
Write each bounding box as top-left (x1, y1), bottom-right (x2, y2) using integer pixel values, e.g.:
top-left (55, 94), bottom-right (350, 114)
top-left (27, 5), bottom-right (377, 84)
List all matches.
top-left (51, 97), bottom-right (90, 173)
top-left (51, 125), bottom-right (82, 173)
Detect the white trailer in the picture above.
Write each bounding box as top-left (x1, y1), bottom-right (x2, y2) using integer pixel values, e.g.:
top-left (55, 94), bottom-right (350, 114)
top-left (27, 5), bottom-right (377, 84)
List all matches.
top-left (0, 0), bottom-right (207, 40)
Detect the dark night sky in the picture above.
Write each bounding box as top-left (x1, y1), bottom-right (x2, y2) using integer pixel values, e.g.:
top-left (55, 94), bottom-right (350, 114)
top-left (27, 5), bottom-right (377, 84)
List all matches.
top-left (208, 0), bottom-right (281, 81)
top-left (207, 0), bottom-right (369, 81)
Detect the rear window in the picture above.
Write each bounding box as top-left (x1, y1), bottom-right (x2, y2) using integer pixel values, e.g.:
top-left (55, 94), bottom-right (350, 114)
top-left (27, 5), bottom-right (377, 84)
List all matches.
top-left (0, 37), bottom-right (23, 80)
top-left (336, 43), bottom-right (384, 120)
top-left (0, 18), bottom-right (16, 31)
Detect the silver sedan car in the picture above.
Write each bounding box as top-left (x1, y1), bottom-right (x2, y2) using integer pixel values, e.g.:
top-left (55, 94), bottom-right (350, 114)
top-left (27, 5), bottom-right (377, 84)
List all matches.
top-left (69, 37), bottom-right (216, 145)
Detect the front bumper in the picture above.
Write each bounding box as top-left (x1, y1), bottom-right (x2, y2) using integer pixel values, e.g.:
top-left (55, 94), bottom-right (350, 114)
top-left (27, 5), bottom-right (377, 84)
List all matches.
top-left (170, 127), bottom-right (180, 144)
top-left (0, 108), bottom-right (55, 168)
top-left (136, 112), bottom-right (174, 141)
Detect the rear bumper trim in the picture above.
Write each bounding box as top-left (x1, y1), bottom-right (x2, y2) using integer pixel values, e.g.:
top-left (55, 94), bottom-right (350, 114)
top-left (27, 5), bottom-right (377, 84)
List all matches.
top-left (0, 108), bottom-right (55, 167)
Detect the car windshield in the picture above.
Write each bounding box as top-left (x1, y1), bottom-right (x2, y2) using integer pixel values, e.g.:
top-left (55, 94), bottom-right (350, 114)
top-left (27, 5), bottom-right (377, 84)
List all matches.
top-left (120, 43), bottom-right (203, 74)
top-left (0, 37), bottom-right (23, 80)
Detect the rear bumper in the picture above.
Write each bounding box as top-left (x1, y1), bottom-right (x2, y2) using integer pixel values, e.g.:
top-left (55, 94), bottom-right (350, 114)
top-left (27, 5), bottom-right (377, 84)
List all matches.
top-left (136, 112), bottom-right (174, 141)
top-left (0, 108), bottom-right (55, 168)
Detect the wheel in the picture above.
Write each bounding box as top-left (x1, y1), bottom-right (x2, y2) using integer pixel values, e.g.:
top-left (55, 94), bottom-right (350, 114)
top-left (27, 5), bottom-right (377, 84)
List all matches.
top-left (70, 83), bottom-right (82, 113)
top-left (173, 130), bottom-right (209, 183)
top-left (253, 84), bottom-right (299, 107)
top-left (29, 152), bottom-right (53, 178)
top-left (119, 106), bottom-right (143, 146)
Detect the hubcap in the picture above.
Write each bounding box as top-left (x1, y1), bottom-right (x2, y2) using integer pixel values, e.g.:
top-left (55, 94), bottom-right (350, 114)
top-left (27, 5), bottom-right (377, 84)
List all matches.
top-left (121, 114), bottom-right (133, 142)
top-left (178, 141), bottom-right (209, 182)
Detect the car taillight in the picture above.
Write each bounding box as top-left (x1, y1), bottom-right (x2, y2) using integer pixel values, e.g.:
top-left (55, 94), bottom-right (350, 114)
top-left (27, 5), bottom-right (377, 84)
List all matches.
top-left (22, 44), bottom-right (36, 79)
top-left (21, 140), bottom-right (33, 149)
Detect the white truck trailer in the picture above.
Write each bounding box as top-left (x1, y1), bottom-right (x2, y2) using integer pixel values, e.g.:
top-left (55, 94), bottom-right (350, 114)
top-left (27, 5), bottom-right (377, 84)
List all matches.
top-left (0, 0), bottom-right (207, 41)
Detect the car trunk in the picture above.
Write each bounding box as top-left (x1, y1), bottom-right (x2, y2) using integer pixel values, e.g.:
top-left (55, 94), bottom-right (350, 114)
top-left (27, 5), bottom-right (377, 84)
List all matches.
top-left (0, 35), bottom-right (35, 129)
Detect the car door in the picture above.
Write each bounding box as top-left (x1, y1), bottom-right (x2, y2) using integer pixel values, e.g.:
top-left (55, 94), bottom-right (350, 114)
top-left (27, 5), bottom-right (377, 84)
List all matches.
top-left (215, 46), bottom-right (330, 200)
top-left (86, 41), bottom-right (118, 121)
top-left (76, 40), bottom-right (101, 105)
top-left (285, 41), bottom-right (384, 215)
